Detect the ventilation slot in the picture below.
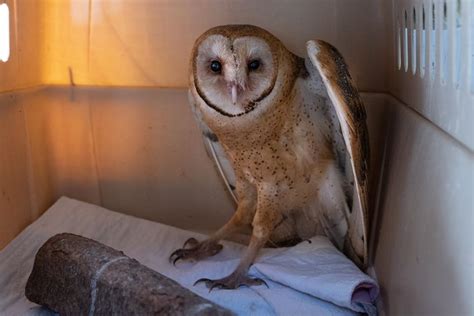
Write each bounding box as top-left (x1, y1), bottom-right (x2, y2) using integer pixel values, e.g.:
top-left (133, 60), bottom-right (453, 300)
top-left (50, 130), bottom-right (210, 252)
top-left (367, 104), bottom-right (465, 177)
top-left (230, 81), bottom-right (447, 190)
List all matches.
top-left (454, 0), bottom-right (462, 88)
top-left (404, 10), bottom-right (409, 72)
top-left (412, 7), bottom-right (417, 75)
top-left (397, 14), bottom-right (402, 70)
top-left (440, 1), bottom-right (448, 85)
top-left (470, 1), bottom-right (474, 93)
top-left (430, 3), bottom-right (436, 81)
top-left (420, 5), bottom-right (426, 78)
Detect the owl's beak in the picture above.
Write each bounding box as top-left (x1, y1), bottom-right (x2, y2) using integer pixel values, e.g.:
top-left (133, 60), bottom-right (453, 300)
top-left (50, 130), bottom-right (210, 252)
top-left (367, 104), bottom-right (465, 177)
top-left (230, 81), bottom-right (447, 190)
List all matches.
top-left (231, 84), bottom-right (238, 105)
top-left (228, 80), bottom-right (245, 105)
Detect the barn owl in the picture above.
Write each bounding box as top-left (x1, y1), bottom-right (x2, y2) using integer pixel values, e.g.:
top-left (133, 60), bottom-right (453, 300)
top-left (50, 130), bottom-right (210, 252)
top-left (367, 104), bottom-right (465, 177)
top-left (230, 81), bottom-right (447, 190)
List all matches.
top-left (170, 25), bottom-right (369, 290)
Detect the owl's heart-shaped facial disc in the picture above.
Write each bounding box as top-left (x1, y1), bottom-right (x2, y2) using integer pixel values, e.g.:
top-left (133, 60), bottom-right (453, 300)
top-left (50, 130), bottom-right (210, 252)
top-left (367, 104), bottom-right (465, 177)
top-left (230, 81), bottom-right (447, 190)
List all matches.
top-left (193, 34), bottom-right (277, 116)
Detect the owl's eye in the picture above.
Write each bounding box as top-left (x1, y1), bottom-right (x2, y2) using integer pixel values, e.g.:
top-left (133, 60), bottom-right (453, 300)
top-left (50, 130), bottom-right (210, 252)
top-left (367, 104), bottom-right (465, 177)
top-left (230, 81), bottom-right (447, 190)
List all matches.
top-left (210, 60), bottom-right (222, 73)
top-left (248, 60), bottom-right (260, 71)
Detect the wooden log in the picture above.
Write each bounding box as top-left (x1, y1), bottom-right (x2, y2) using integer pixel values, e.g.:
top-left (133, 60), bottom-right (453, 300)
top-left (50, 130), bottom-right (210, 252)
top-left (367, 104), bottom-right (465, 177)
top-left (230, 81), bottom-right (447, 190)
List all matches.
top-left (25, 233), bottom-right (233, 316)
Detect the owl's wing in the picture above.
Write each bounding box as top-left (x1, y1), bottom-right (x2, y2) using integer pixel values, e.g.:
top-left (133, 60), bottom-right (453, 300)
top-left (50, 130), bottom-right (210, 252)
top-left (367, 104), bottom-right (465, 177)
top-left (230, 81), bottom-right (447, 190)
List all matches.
top-left (305, 40), bottom-right (370, 268)
top-left (187, 90), bottom-right (218, 142)
top-left (188, 90), bottom-right (238, 203)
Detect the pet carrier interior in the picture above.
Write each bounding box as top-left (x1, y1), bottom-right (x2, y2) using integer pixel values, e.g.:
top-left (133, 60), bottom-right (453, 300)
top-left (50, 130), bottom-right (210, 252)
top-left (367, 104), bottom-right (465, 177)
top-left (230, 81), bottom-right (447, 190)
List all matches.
top-left (0, 0), bottom-right (472, 315)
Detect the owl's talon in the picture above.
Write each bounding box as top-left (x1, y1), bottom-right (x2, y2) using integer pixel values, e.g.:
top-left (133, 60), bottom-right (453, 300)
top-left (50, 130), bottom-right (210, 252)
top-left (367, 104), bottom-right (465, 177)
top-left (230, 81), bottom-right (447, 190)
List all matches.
top-left (172, 255), bottom-right (181, 266)
top-left (194, 272), bottom-right (268, 290)
top-left (169, 239), bottom-right (223, 265)
top-left (183, 237), bottom-right (199, 249)
top-left (169, 249), bottom-right (181, 264)
top-left (194, 278), bottom-right (212, 286)
top-left (255, 278), bottom-right (269, 288)
top-left (169, 249), bottom-right (189, 265)
top-left (209, 282), bottom-right (225, 292)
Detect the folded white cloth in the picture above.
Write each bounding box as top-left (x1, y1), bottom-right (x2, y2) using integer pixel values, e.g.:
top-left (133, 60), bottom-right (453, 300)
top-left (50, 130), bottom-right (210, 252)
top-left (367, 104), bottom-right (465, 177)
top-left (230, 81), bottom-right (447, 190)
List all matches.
top-left (0, 197), bottom-right (378, 315)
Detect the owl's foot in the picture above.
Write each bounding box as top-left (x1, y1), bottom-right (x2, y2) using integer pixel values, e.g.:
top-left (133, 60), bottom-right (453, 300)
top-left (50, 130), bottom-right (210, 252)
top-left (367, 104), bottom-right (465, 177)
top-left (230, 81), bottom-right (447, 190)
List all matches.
top-left (169, 238), bottom-right (223, 265)
top-left (194, 271), bottom-right (268, 291)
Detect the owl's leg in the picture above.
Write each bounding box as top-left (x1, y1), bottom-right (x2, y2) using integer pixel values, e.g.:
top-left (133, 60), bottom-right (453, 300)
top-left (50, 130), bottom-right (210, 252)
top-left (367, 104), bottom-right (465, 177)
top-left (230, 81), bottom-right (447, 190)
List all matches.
top-left (169, 180), bottom-right (256, 265)
top-left (194, 193), bottom-right (282, 290)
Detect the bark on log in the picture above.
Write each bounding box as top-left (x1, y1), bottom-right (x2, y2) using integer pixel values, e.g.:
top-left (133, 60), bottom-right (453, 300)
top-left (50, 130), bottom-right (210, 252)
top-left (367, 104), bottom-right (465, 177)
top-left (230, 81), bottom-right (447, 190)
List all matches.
top-left (25, 233), bottom-right (233, 316)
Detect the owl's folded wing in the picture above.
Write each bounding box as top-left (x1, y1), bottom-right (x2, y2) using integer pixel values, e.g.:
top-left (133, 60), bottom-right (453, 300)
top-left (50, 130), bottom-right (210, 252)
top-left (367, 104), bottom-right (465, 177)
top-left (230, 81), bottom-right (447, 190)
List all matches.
top-left (187, 90), bottom-right (238, 203)
top-left (306, 40), bottom-right (370, 268)
top-left (187, 90), bottom-right (218, 141)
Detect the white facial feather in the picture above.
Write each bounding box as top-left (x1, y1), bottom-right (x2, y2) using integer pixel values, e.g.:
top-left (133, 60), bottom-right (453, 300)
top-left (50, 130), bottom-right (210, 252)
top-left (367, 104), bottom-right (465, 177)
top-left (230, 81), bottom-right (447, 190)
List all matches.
top-left (194, 35), bottom-right (275, 115)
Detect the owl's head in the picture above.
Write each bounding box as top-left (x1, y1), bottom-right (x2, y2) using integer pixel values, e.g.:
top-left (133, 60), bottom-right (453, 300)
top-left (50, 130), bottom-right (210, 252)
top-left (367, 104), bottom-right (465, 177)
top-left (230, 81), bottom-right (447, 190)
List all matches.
top-left (191, 25), bottom-right (294, 117)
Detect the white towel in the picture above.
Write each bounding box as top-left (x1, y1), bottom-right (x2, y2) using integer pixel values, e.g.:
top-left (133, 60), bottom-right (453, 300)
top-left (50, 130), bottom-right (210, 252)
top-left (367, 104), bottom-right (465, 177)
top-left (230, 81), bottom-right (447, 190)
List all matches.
top-left (0, 197), bottom-right (378, 315)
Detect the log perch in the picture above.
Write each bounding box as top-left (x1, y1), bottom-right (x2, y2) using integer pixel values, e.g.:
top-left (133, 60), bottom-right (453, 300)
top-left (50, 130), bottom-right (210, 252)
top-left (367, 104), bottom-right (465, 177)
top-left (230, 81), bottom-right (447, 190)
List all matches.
top-left (25, 233), bottom-right (233, 316)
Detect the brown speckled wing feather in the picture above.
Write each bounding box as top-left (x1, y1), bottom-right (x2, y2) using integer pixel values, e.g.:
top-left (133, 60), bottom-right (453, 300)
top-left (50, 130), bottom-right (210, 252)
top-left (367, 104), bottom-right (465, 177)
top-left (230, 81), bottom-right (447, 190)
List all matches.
top-left (306, 40), bottom-right (370, 268)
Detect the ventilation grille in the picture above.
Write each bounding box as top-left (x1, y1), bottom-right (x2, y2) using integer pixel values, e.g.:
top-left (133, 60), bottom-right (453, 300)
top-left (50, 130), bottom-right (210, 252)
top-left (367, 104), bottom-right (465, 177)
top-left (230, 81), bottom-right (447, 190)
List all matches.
top-left (393, 0), bottom-right (473, 150)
